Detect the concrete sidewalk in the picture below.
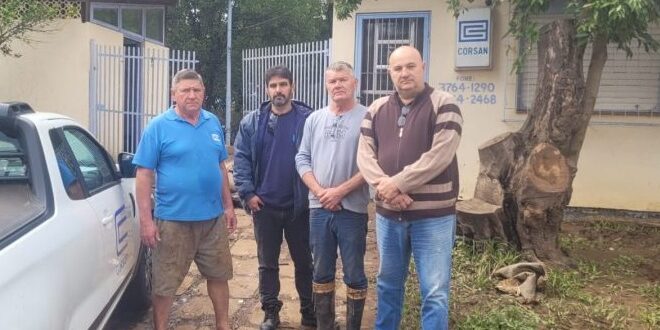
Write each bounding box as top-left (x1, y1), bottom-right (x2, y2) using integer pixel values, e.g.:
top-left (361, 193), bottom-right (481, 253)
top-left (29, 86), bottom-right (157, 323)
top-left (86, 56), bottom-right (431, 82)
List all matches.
top-left (124, 208), bottom-right (377, 329)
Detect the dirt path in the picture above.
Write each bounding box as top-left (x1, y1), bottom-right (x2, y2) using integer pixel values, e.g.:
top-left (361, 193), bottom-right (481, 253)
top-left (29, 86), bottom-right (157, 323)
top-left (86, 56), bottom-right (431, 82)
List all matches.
top-left (110, 208), bottom-right (379, 329)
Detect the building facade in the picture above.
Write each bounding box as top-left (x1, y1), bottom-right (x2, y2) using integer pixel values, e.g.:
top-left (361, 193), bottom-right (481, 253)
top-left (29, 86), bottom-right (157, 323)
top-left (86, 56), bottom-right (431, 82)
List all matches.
top-left (332, 0), bottom-right (660, 211)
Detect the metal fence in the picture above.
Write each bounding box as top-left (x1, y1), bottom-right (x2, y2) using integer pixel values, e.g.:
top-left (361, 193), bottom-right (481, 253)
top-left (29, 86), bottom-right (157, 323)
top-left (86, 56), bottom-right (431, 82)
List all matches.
top-left (89, 41), bottom-right (198, 156)
top-left (242, 39), bottom-right (330, 114)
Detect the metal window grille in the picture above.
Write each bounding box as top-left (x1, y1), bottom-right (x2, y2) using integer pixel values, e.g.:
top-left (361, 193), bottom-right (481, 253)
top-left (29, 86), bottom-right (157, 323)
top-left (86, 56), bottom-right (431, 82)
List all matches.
top-left (242, 40), bottom-right (331, 115)
top-left (516, 21), bottom-right (660, 123)
top-left (357, 14), bottom-right (428, 106)
top-left (89, 41), bottom-right (198, 156)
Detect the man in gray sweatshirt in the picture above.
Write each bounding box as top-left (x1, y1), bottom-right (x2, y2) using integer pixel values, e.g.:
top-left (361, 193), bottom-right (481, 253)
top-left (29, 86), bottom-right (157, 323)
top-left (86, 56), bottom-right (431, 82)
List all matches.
top-left (295, 61), bottom-right (369, 330)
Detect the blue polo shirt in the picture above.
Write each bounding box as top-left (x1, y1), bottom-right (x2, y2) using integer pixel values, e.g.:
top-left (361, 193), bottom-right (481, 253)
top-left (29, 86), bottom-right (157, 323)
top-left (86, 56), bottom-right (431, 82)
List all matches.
top-left (133, 108), bottom-right (228, 221)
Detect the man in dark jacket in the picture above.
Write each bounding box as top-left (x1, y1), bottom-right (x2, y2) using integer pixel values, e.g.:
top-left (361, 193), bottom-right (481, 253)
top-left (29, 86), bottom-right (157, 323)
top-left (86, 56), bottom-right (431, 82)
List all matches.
top-left (233, 66), bottom-right (315, 330)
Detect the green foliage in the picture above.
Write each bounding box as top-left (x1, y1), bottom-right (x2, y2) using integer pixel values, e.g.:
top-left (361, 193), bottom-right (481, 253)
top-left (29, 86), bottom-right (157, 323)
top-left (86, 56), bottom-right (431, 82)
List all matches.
top-left (0, 0), bottom-right (78, 57)
top-left (573, 0), bottom-right (660, 56)
top-left (335, 0), bottom-right (362, 19)
top-left (166, 0), bottom-right (330, 126)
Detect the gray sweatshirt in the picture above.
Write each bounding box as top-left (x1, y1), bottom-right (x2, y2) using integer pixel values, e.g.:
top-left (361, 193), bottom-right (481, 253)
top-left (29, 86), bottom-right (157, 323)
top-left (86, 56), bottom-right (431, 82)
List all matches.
top-left (295, 104), bottom-right (369, 213)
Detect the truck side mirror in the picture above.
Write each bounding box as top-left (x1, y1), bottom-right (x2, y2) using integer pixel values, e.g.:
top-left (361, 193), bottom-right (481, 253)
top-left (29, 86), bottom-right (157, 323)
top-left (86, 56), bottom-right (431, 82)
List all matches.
top-left (118, 152), bottom-right (137, 178)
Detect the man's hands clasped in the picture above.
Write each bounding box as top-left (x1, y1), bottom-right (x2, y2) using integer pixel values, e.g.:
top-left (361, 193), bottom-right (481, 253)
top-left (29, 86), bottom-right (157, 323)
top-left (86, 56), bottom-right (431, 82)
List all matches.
top-left (375, 177), bottom-right (413, 210)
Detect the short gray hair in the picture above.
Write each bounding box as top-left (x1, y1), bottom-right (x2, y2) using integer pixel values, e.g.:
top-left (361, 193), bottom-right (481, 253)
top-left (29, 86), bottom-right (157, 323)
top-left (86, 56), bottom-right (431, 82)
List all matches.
top-left (326, 61), bottom-right (354, 75)
top-left (171, 69), bottom-right (204, 90)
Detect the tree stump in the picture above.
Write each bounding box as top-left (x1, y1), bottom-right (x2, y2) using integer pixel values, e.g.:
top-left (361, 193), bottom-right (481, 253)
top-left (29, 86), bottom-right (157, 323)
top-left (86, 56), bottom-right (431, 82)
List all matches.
top-left (457, 20), bottom-right (584, 264)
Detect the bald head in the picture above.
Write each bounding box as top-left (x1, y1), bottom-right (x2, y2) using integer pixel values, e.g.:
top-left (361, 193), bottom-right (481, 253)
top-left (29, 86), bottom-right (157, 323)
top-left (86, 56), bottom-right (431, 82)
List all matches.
top-left (388, 45), bottom-right (426, 101)
top-left (388, 46), bottom-right (423, 65)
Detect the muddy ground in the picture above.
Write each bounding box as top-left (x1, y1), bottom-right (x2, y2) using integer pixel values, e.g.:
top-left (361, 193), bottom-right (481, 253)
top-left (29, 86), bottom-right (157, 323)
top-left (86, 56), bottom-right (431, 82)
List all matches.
top-left (107, 207), bottom-right (659, 329)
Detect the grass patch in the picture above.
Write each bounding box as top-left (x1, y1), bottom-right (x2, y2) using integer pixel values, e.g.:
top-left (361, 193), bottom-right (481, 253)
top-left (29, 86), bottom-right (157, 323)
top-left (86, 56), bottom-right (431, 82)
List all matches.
top-left (559, 233), bottom-right (594, 251)
top-left (578, 296), bottom-right (631, 329)
top-left (456, 305), bottom-right (540, 330)
top-left (640, 306), bottom-right (660, 328)
top-left (609, 254), bottom-right (644, 277)
top-left (546, 268), bottom-right (585, 299)
top-left (402, 262), bottom-right (421, 328)
top-left (396, 218), bottom-right (658, 329)
top-left (452, 239), bottom-right (521, 292)
top-left (592, 219), bottom-right (629, 233)
top-left (639, 283), bottom-right (660, 303)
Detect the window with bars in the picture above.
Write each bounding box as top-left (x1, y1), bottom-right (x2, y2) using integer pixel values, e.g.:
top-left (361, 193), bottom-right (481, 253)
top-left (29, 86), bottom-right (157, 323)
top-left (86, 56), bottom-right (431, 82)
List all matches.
top-left (517, 19), bottom-right (660, 117)
top-left (356, 13), bottom-right (430, 106)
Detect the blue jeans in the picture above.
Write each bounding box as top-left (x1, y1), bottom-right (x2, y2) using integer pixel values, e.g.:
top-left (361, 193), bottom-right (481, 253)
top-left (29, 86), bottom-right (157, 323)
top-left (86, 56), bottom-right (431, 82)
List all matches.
top-left (309, 208), bottom-right (368, 289)
top-left (375, 213), bottom-right (456, 330)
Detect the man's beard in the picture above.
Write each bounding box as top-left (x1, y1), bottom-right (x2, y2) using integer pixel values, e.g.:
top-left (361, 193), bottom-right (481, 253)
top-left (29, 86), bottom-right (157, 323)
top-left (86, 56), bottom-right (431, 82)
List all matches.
top-left (272, 93), bottom-right (290, 106)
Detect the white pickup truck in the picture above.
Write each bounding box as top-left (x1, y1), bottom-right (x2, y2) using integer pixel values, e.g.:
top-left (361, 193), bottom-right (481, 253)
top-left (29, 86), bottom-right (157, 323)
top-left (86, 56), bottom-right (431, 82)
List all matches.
top-left (0, 102), bottom-right (149, 329)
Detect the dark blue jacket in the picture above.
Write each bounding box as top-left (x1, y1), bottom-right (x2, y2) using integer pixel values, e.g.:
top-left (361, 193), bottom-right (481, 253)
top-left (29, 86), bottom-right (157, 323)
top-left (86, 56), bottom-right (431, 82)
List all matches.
top-left (233, 100), bottom-right (312, 217)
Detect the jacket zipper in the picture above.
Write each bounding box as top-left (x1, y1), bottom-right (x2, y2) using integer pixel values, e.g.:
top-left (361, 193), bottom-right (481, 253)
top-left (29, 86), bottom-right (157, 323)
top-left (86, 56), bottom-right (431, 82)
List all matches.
top-left (396, 114), bottom-right (403, 222)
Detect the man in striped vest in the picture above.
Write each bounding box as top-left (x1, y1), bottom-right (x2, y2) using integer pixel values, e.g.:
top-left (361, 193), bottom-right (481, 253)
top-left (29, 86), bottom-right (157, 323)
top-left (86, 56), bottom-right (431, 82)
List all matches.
top-left (357, 46), bottom-right (463, 330)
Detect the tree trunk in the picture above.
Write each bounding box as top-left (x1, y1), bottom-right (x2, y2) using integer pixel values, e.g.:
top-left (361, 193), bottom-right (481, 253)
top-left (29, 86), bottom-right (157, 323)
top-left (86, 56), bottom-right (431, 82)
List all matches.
top-left (457, 19), bottom-right (599, 264)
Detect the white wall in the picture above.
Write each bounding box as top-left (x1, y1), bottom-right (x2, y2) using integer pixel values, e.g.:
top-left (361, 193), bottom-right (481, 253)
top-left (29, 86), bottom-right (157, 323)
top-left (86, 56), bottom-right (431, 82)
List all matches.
top-left (0, 19), bottom-right (123, 128)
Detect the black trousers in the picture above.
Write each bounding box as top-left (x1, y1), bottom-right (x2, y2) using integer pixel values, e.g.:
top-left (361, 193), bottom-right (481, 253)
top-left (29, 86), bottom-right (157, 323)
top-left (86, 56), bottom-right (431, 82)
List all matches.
top-left (253, 204), bottom-right (313, 314)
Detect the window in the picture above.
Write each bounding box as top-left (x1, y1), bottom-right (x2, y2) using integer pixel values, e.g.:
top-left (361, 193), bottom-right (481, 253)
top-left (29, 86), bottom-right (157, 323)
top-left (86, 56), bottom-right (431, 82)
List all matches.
top-left (92, 7), bottom-right (118, 27)
top-left (145, 8), bottom-right (164, 42)
top-left (90, 4), bottom-right (165, 44)
top-left (517, 20), bottom-right (660, 116)
top-left (60, 128), bottom-right (118, 194)
top-left (0, 122), bottom-right (49, 245)
top-left (51, 130), bottom-right (84, 200)
top-left (0, 138), bottom-right (26, 179)
top-left (121, 8), bottom-right (143, 36)
top-left (356, 13), bottom-right (430, 106)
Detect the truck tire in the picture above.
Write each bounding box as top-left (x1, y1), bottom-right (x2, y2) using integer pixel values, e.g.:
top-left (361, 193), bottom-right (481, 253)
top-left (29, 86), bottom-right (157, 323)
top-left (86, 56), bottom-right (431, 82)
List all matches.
top-left (121, 246), bottom-right (152, 313)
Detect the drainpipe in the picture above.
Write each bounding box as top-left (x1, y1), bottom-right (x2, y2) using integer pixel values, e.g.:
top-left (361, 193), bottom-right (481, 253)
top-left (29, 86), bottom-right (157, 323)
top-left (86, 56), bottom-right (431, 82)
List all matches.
top-left (225, 0), bottom-right (233, 144)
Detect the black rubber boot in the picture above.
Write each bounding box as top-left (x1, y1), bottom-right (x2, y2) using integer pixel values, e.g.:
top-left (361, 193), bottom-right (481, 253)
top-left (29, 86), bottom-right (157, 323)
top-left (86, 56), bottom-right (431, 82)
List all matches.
top-left (346, 287), bottom-right (367, 330)
top-left (260, 304), bottom-right (281, 330)
top-left (313, 282), bottom-right (336, 330)
top-left (301, 302), bottom-right (317, 328)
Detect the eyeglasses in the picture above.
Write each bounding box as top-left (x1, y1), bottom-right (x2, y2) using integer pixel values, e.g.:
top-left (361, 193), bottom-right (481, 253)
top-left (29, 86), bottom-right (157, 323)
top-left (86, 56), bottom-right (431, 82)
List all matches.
top-left (397, 106), bottom-right (410, 138)
top-left (267, 112), bottom-right (278, 134)
top-left (397, 106), bottom-right (411, 128)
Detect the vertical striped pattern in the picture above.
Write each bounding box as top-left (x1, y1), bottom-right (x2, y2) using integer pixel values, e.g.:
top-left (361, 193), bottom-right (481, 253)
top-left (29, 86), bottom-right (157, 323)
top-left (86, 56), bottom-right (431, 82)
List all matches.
top-left (89, 41), bottom-right (197, 156)
top-left (241, 39), bottom-right (330, 115)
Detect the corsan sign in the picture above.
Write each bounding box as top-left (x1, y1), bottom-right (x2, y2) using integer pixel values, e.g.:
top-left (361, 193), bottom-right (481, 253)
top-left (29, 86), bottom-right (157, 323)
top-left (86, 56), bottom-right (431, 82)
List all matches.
top-left (455, 7), bottom-right (492, 70)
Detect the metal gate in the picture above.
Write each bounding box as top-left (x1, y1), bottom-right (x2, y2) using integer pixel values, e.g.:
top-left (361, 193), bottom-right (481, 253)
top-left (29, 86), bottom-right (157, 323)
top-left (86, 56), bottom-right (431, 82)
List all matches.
top-left (89, 41), bottom-right (198, 156)
top-left (242, 39), bottom-right (331, 114)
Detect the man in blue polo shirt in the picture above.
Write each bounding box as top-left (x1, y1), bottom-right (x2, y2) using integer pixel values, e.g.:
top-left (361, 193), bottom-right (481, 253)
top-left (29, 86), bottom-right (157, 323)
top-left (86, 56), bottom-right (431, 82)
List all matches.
top-left (133, 69), bottom-right (236, 330)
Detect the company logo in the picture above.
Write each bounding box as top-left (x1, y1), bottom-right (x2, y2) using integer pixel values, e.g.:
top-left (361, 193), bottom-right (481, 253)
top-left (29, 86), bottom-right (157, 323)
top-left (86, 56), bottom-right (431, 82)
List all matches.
top-left (458, 20), bottom-right (489, 42)
top-left (211, 133), bottom-right (221, 142)
top-left (114, 204), bottom-right (128, 256)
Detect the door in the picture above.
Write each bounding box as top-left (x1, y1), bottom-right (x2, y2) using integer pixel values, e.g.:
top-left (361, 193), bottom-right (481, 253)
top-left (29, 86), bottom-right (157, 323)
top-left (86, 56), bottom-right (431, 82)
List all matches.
top-left (59, 126), bottom-right (138, 326)
top-left (123, 37), bottom-right (143, 153)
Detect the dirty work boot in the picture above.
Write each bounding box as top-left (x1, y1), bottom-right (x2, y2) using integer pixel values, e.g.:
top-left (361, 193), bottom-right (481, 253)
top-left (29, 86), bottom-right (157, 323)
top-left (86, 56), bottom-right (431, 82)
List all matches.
top-left (301, 302), bottom-right (317, 328)
top-left (346, 287), bottom-right (367, 330)
top-left (313, 281), bottom-right (336, 330)
top-left (260, 304), bottom-right (281, 330)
